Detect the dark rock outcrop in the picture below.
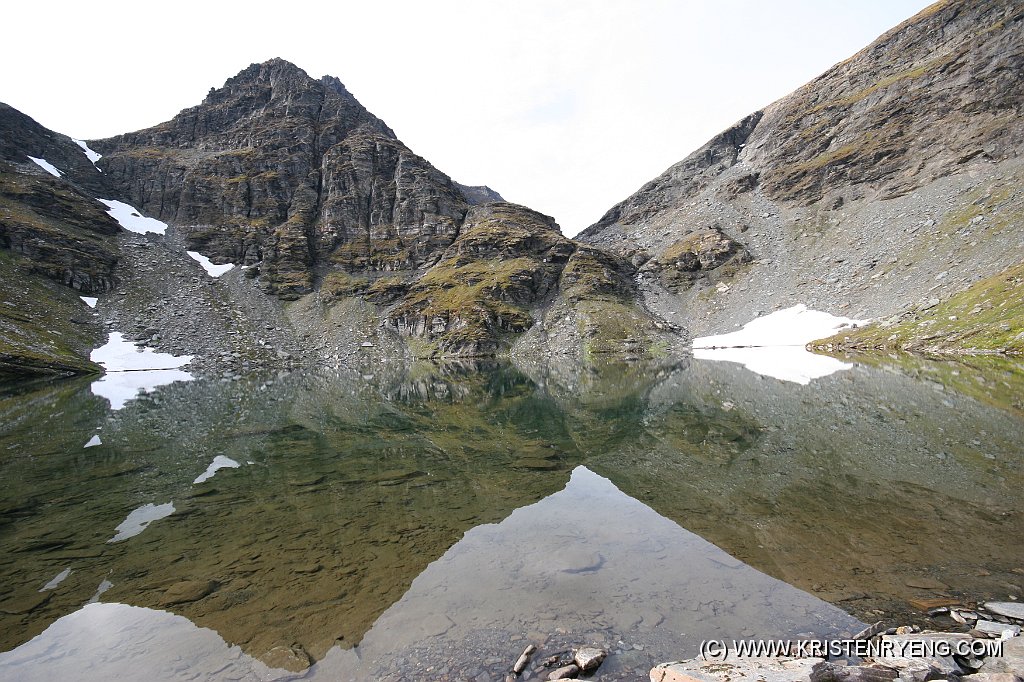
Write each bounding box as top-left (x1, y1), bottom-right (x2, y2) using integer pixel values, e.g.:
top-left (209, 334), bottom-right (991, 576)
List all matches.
top-left (0, 170), bottom-right (120, 293)
top-left (0, 104), bottom-right (121, 294)
top-left (639, 228), bottom-right (750, 292)
top-left (383, 203), bottom-right (639, 356)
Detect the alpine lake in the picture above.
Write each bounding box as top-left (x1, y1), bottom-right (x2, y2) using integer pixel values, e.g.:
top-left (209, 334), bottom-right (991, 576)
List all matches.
top-left (1, 351), bottom-right (1022, 681)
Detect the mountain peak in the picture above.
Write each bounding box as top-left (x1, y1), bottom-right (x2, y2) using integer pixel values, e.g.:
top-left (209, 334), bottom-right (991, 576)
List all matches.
top-left (91, 60), bottom-right (466, 297)
top-left (229, 57), bottom-right (310, 81)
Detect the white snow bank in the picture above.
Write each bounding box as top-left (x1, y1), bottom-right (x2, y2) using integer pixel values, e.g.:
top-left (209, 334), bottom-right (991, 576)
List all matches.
top-left (97, 199), bottom-right (167, 235)
top-left (27, 156), bottom-right (62, 177)
top-left (693, 304), bottom-right (865, 349)
top-left (187, 251), bottom-right (235, 277)
top-left (89, 332), bottom-right (193, 410)
top-left (80, 296), bottom-right (98, 308)
top-left (692, 305), bottom-right (867, 385)
top-left (193, 456), bottom-right (241, 484)
top-left (90, 332), bottom-right (191, 371)
top-left (108, 502), bottom-right (175, 543)
top-left (83, 435), bottom-right (102, 448)
top-left (72, 138), bottom-right (102, 166)
top-left (693, 345), bottom-right (854, 385)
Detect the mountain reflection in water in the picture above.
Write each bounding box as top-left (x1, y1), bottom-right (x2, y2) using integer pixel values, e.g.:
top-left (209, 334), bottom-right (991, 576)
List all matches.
top-left (0, 356), bottom-right (1022, 679)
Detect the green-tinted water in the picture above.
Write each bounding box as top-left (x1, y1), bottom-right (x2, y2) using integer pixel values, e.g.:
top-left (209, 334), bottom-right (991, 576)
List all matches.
top-left (0, 356), bottom-right (1022, 680)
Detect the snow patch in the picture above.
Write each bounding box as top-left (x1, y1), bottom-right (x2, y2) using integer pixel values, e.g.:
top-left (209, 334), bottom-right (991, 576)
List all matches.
top-left (692, 305), bottom-right (867, 385)
top-left (83, 435), bottom-right (102, 448)
top-left (187, 251), bottom-right (235, 277)
top-left (693, 304), bottom-right (866, 349)
top-left (97, 199), bottom-right (167, 235)
top-left (193, 456), bottom-right (241, 484)
top-left (90, 332), bottom-right (191, 371)
top-left (108, 502), bottom-right (175, 543)
top-left (89, 332), bottom-right (193, 410)
top-left (72, 138), bottom-right (102, 166)
top-left (27, 156), bottom-right (62, 177)
top-left (80, 296), bottom-right (98, 308)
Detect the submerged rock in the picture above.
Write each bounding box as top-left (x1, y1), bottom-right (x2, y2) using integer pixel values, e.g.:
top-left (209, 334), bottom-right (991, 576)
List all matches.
top-left (159, 579), bottom-right (218, 606)
top-left (573, 646), bottom-right (606, 672)
top-left (262, 643), bottom-right (313, 672)
top-left (547, 663), bottom-right (579, 680)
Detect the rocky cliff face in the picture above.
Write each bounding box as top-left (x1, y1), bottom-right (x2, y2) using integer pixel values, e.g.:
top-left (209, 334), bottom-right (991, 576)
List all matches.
top-left (0, 105), bottom-right (120, 375)
top-left (581, 0), bottom-right (1024, 342)
top-left (93, 59), bottom-right (470, 299)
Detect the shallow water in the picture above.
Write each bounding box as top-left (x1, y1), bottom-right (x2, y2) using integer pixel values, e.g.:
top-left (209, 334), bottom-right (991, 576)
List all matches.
top-left (0, 355), bottom-right (1022, 680)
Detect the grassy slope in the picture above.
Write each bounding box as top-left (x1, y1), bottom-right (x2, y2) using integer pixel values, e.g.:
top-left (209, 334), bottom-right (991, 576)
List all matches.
top-left (814, 261), bottom-right (1024, 355)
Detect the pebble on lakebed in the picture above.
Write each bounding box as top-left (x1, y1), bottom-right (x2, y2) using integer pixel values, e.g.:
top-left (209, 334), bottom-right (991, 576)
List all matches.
top-left (507, 643), bottom-right (608, 680)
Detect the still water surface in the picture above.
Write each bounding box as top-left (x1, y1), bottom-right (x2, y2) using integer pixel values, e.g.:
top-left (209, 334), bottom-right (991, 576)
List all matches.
top-left (1, 355), bottom-right (1022, 680)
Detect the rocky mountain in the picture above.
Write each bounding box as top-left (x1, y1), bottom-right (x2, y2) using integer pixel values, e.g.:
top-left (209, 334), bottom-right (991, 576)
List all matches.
top-left (580, 0), bottom-right (1024, 349)
top-left (0, 60), bottom-right (677, 376)
top-left (92, 59), bottom-right (468, 300)
top-left (5, 0), bottom-right (1018, 379)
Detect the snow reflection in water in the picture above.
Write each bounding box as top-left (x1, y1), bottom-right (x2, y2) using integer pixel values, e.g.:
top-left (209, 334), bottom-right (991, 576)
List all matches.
top-left (89, 332), bottom-right (193, 410)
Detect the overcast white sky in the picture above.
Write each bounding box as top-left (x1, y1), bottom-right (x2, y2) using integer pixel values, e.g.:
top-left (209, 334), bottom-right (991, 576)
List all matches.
top-left (5, 0), bottom-right (933, 236)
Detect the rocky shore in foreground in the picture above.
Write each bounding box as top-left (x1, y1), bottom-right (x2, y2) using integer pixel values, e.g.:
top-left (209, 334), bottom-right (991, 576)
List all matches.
top-left (652, 602), bottom-right (1024, 682)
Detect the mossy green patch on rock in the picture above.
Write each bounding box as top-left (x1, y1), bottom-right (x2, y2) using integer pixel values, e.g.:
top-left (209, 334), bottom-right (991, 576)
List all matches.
top-left (321, 271), bottom-right (410, 307)
top-left (559, 246), bottom-right (637, 302)
top-left (0, 250), bottom-right (103, 377)
top-left (384, 203), bottom-right (645, 358)
top-left (814, 261), bottom-right (1024, 355)
top-left (639, 227), bottom-right (749, 292)
top-left (322, 271), bottom-right (369, 299)
top-left (386, 255), bottom-right (539, 357)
